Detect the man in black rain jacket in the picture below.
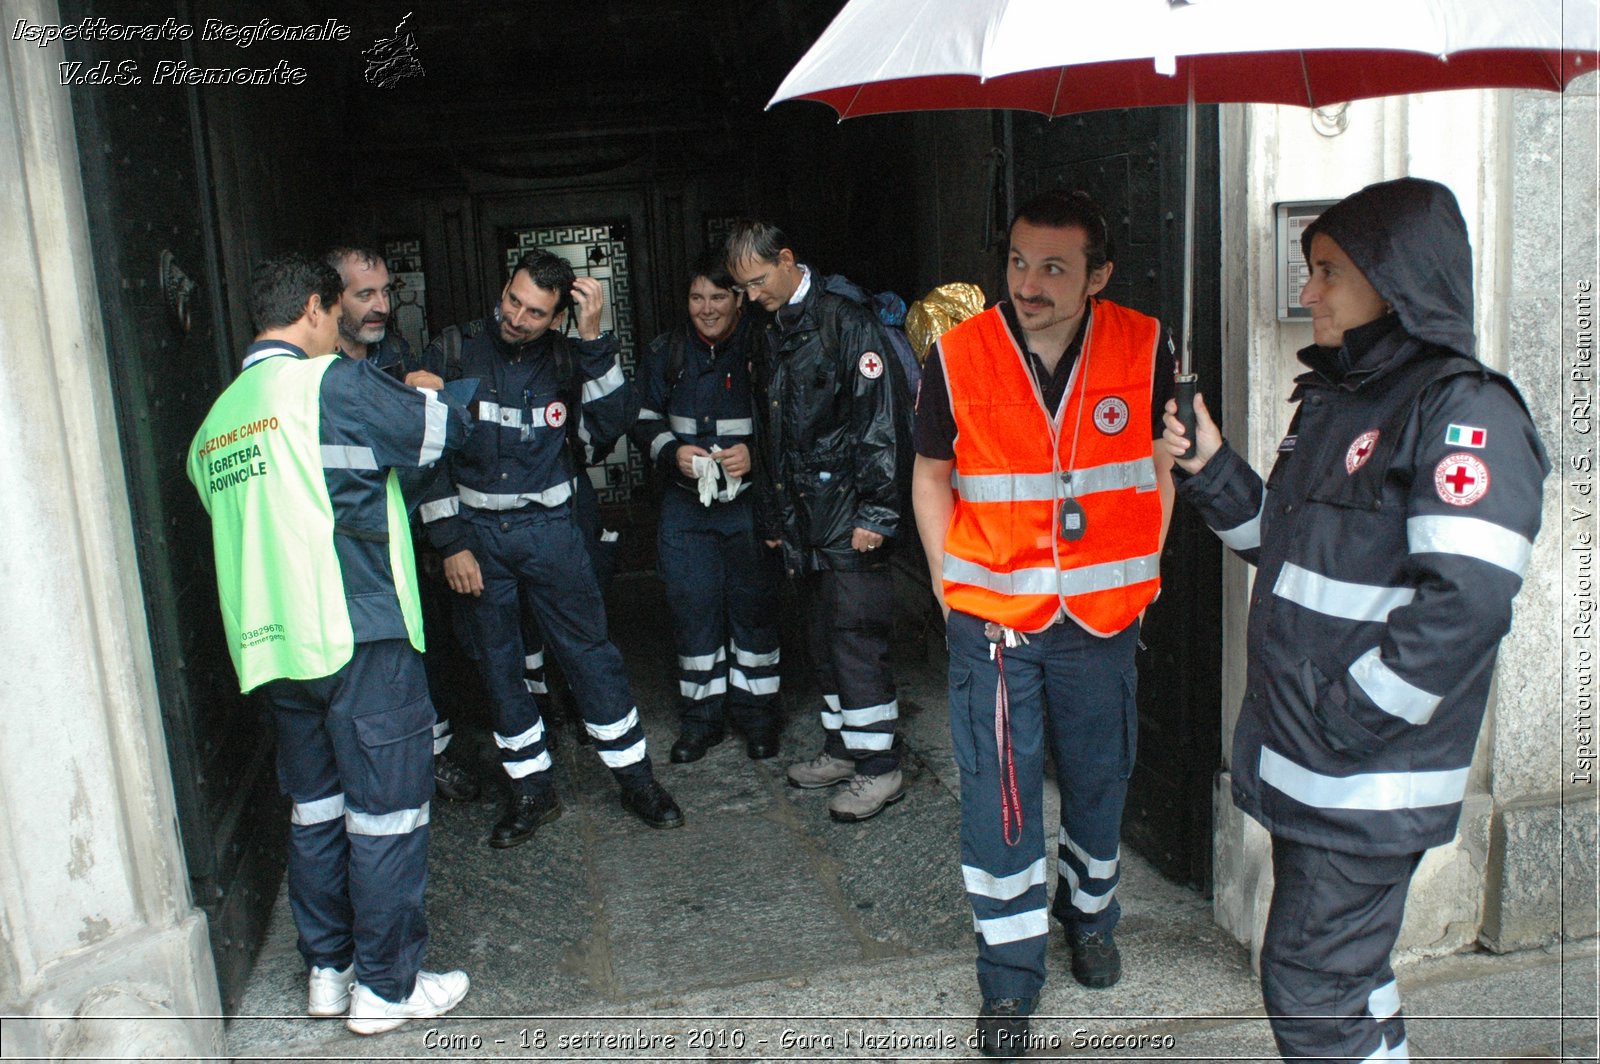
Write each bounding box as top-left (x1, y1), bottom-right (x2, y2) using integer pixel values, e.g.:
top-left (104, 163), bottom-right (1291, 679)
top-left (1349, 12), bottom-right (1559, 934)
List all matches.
top-left (726, 220), bottom-right (913, 823)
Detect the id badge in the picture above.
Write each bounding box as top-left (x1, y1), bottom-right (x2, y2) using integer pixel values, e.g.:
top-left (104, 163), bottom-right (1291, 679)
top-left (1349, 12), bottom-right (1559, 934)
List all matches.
top-left (1059, 497), bottom-right (1087, 542)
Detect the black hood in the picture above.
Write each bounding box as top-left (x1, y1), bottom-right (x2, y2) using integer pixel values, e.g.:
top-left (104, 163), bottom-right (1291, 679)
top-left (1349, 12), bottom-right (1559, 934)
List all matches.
top-left (1302, 177), bottom-right (1476, 360)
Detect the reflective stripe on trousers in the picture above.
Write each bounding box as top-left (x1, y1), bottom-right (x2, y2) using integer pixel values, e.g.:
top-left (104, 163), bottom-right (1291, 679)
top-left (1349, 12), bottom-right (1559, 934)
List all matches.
top-left (945, 609), bottom-right (1137, 1002)
top-left (802, 567), bottom-right (898, 774)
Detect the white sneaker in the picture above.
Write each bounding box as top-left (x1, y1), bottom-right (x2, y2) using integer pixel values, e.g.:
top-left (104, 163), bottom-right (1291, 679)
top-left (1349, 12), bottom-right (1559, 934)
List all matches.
top-left (307, 963), bottom-right (355, 1017)
top-left (345, 969), bottom-right (471, 1036)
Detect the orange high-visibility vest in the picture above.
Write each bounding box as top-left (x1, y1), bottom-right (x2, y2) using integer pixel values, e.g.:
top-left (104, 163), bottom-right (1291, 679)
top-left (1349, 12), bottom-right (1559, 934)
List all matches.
top-left (940, 301), bottom-right (1163, 635)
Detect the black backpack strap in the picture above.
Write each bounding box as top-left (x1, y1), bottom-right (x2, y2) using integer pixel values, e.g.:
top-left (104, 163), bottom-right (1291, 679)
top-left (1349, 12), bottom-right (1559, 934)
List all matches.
top-left (440, 324), bottom-right (464, 381)
top-left (667, 330), bottom-right (689, 384)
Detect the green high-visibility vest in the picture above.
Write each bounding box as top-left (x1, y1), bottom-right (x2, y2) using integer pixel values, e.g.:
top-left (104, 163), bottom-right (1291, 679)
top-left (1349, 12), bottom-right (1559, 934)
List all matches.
top-left (187, 351), bottom-right (424, 692)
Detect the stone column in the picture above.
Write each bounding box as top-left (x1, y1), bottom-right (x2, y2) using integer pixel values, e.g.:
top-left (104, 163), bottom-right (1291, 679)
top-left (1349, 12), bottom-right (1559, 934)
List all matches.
top-left (0, 2), bottom-right (222, 1057)
top-left (1482, 75), bottom-right (1600, 952)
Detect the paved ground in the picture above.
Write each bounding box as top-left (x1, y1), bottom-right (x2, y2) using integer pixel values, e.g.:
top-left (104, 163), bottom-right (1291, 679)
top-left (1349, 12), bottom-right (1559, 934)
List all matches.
top-left (227, 572), bottom-right (1598, 1063)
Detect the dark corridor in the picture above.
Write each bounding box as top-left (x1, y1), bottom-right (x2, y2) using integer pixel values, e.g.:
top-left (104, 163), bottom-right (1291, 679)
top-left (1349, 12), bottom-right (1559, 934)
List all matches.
top-left (62, 0), bottom-right (1221, 1008)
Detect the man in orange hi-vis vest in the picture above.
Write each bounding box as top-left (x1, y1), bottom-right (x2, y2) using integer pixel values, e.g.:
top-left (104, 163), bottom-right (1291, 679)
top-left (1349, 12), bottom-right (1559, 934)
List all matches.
top-left (912, 190), bottom-right (1177, 1056)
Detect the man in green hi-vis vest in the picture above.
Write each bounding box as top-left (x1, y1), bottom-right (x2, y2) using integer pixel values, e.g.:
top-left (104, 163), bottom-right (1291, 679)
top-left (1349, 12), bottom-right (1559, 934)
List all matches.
top-left (187, 254), bottom-right (476, 1036)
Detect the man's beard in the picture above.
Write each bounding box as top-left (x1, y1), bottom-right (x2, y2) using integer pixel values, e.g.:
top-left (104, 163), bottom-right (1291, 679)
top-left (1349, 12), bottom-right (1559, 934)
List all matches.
top-left (342, 321), bottom-right (386, 346)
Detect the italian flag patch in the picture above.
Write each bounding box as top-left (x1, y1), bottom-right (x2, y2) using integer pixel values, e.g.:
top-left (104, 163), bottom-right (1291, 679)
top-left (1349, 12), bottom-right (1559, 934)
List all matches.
top-left (1445, 424), bottom-right (1486, 448)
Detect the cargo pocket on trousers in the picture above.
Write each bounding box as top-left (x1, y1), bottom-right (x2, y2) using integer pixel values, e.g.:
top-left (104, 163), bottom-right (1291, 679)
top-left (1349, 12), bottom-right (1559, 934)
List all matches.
top-left (949, 662), bottom-right (980, 776)
top-left (352, 696), bottom-right (436, 815)
top-left (1119, 665), bottom-right (1140, 780)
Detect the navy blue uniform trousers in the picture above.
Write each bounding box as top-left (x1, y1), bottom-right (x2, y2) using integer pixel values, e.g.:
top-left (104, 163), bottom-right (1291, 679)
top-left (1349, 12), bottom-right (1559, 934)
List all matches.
top-left (1262, 838), bottom-right (1422, 1063)
top-left (802, 566), bottom-right (899, 776)
top-left (946, 608), bottom-right (1139, 1002)
top-left (261, 638), bottom-right (433, 1003)
top-left (656, 488), bottom-right (781, 737)
top-left (460, 505), bottom-right (650, 791)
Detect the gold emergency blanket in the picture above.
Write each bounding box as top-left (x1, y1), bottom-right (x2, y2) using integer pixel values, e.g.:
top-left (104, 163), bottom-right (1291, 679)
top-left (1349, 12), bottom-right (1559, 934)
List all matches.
top-left (905, 282), bottom-right (986, 364)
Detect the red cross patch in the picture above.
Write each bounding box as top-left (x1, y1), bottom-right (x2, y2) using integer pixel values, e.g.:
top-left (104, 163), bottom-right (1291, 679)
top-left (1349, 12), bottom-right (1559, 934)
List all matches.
top-left (1434, 452), bottom-right (1489, 506)
top-left (1092, 396), bottom-right (1130, 435)
top-left (858, 352), bottom-right (884, 380)
top-left (1345, 429), bottom-right (1380, 474)
top-left (544, 401), bottom-right (568, 428)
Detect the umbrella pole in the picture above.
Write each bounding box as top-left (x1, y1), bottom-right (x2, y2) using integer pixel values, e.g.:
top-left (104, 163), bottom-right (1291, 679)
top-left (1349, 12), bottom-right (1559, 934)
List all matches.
top-left (1174, 65), bottom-right (1200, 440)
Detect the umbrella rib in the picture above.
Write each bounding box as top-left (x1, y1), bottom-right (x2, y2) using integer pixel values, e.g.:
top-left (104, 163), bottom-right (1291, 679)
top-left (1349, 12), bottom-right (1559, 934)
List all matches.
top-left (1051, 66), bottom-right (1066, 114)
top-left (844, 83), bottom-right (866, 120)
top-left (1537, 49), bottom-right (1560, 91)
top-left (1299, 52), bottom-right (1315, 109)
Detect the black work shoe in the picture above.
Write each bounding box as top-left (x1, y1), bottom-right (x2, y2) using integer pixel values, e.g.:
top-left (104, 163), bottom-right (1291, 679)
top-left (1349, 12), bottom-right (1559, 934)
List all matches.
top-left (744, 727), bottom-right (781, 760)
top-left (975, 996), bottom-right (1034, 1058)
top-left (488, 791), bottom-right (561, 849)
top-left (620, 780), bottom-right (684, 829)
top-left (1068, 929), bottom-right (1122, 988)
top-left (669, 730), bottom-right (725, 764)
top-left (433, 752), bottom-right (481, 802)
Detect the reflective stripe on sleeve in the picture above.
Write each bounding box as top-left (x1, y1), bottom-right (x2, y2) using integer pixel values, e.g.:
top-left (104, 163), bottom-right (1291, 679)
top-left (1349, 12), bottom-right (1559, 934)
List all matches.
top-left (582, 360), bottom-right (626, 402)
top-left (321, 444), bottom-right (378, 470)
top-left (1272, 562), bottom-right (1415, 623)
top-left (1215, 495), bottom-right (1265, 552)
top-left (1258, 746), bottom-right (1468, 810)
top-left (1348, 646), bottom-right (1443, 725)
top-left (1407, 515), bottom-right (1533, 577)
top-left (716, 418), bottom-right (754, 436)
top-left (419, 388), bottom-right (448, 464)
top-left (649, 432), bottom-right (675, 460)
top-left (669, 415), bottom-right (697, 435)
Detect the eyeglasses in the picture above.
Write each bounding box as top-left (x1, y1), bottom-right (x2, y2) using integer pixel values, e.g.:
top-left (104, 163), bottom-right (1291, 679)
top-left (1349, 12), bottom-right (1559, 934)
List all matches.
top-left (730, 271), bottom-right (772, 296)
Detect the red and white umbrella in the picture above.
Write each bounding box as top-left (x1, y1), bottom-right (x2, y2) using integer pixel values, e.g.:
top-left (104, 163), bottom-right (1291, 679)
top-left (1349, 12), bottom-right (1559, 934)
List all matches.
top-left (771, 0), bottom-right (1596, 119)
top-left (770, 0), bottom-right (1598, 417)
